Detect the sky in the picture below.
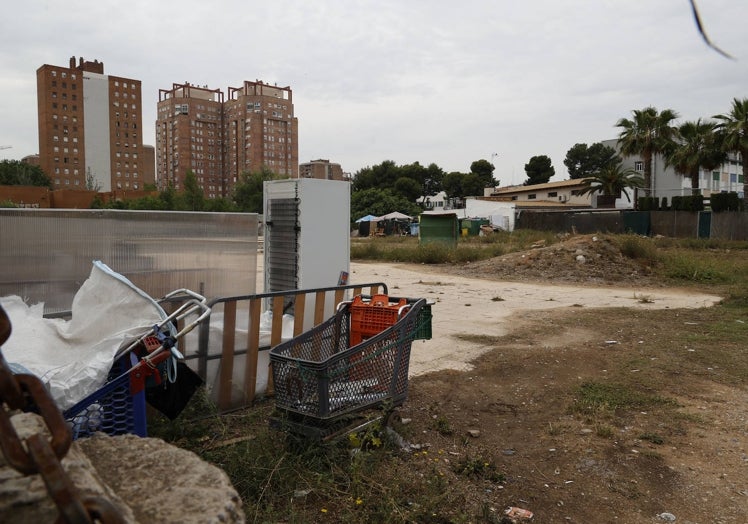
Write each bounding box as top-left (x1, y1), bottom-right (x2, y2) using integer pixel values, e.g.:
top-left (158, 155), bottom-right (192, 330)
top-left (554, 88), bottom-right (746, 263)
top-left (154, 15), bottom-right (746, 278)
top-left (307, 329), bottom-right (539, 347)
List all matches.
top-left (2, 0), bottom-right (748, 186)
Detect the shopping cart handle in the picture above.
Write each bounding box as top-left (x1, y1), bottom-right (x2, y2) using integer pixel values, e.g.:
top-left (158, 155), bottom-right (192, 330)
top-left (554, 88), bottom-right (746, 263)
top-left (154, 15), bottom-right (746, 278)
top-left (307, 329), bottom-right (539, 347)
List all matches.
top-left (160, 288), bottom-right (207, 304)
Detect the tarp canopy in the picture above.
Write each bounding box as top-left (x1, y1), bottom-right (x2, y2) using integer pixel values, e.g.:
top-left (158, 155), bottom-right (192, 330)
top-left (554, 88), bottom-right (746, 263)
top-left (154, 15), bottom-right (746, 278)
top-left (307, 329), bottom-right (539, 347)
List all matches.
top-left (378, 211), bottom-right (412, 220)
top-left (355, 214), bottom-right (378, 223)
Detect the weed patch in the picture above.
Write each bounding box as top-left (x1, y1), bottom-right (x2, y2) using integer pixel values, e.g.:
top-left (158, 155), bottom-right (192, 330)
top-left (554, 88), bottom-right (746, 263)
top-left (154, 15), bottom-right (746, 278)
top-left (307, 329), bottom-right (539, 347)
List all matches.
top-left (571, 382), bottom-right (674, 416)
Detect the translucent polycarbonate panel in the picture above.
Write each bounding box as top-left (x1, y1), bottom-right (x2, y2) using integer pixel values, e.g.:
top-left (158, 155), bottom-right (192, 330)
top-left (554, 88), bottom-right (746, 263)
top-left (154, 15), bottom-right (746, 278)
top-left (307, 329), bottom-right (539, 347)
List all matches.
top-left (0, 209), bottom-right (258, 315)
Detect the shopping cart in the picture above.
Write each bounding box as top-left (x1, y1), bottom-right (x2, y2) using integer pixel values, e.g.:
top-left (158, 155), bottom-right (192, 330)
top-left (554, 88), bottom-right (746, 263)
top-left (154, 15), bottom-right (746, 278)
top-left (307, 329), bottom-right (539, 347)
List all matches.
top-left (269, 296), bottom-right (428, 440)
top-left (63, 289), bottom-right (210, 439)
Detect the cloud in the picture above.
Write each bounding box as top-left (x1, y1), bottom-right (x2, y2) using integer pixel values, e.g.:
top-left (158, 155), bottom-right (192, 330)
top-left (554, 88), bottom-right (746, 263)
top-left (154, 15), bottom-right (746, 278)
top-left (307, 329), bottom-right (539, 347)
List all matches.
top-left (2, 0), bottom-right (748, 182)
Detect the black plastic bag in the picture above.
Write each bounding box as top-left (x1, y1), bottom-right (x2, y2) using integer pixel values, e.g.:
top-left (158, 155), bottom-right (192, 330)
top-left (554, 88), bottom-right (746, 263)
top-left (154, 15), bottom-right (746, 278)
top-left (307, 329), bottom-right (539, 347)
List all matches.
top-left (145, 362), bottom-right (203, 420)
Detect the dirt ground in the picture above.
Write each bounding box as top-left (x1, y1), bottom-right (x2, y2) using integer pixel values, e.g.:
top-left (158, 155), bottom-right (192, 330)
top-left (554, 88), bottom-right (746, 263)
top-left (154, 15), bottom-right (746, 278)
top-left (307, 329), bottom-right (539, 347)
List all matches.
top-left (349, 235), bottom-right (747, 524)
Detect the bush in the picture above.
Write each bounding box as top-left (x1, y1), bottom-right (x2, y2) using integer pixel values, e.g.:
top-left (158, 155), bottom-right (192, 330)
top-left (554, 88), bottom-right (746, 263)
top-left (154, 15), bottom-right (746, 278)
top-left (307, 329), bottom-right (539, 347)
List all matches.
top-left (671, 195), bottom-right (704, 212)
top-left (638, 196), bottom-right (659, 211)
top-left (710, 192), bottom-right (743, 212)
top-left (616, 235), bottom-right (659, 264)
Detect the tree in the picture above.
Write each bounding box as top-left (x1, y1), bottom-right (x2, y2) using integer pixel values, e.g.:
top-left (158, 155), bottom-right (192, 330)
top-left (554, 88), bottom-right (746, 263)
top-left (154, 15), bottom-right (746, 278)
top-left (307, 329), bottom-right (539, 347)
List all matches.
top-left (233, 167), bottom-right (276, 213)
top-left (577, 164), bottom-right (645, 202)
top-left (469, 159), bottom-right (497, 187)
top-left (665, 119), bottom-right (726, 194)
top-left (440, 171), bottom-right (485, 199)
top-left (393, 177), bottom-right (422, 202)
top-left (713, 97), bottom-right (748, 202)
top-left (351, 160), bottom-right (400, 192)
top-left (616, 106), bottom-right (679, 195)
top-left (85, 167), bottom-right (101, 192)
top-left (441, 171), bottom-right (465, 199)
top-left (564, 143), bottom-right (620, 179)
top-left (422, 163), bottom-right (445, 197)
top-left (524, 155), bottom-right (555, 185)
top-left (203, 198), bottom-right (237, 212)
top-left (461, 173), bottom-right (486, 197)
top-left (159, 183), bottom-right (177, 209)
top-left (350, 188), bottom-right (421, 222)
top-left (182, 170), bottom-right (205, 211)
top-left (0, 160), bottom-right (52, 188)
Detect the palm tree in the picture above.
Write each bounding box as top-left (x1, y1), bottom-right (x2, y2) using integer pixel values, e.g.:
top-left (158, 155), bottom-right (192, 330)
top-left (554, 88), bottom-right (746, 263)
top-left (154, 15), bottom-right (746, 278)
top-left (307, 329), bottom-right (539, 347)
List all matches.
top-left (713, 97), bottom-right (748, 202)
top-left (616, 107), bottom-right (680, 196)
top-left (578, 164), bottom-right (645, 204)
top-left (665, 119), bottom-right (726, 194)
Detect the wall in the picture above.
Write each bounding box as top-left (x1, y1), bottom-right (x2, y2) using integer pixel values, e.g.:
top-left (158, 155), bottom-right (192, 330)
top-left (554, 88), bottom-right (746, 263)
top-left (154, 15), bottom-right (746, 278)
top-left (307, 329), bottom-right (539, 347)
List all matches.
top-left (50, 189), bottom-right (98, 209)
top-left (515, 209), bottom-right (748, 240)
top-left (0, 186), bottom-right (158, 209)
top-left (517, 210), bottom-right (624, 234)
top-left (0, 186), bottom-right (51, 207)
top-left (711, 211), bottom-right (748, 240)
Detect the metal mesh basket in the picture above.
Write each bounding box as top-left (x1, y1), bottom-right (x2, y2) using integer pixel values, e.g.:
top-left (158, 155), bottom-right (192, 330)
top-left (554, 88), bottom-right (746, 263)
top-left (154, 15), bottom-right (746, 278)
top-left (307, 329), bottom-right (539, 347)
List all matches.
top-left (63, 352), bottom-right (147, 439)
top-left (270, 298), bottom-right (426, 420)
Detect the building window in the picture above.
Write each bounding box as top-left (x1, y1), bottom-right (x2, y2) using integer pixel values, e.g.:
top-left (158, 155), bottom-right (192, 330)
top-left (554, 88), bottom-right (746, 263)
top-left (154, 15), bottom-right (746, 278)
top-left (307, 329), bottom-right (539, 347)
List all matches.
top-left (548, 192), bottom-right (557, 197)
top-left (634, 161), bottom-right (644, 172)
top-left (528, 194), bottom-right (537, 199)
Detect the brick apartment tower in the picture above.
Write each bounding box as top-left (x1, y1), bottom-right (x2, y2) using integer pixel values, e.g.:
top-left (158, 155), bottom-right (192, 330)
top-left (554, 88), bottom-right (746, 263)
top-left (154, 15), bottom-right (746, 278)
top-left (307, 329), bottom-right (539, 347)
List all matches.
top-left (36, 56), bottom-right (152, 191)
top-left (156, 83), bottom-right (225, 197)
top-left (299, 159), bottom-right (345, 181)
top-left (156, 80), bottom-right (298, 198)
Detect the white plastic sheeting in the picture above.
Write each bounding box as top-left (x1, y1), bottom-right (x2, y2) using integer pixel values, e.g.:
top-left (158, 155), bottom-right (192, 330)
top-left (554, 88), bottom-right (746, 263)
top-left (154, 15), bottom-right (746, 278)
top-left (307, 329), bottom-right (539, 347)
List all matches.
top-left (185, 310), bottom-right (294, 403)
top-left (1, 261), bottom-right (168, 410)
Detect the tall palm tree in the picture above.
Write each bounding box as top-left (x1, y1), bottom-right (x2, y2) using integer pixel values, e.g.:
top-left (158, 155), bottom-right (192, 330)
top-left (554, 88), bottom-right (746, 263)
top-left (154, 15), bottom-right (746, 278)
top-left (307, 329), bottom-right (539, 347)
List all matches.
top-left (713, 97), bottom-right (748, 202)
top-left (616, 107), bottom-right (680, 196)
top-left (578, 164), bottom-right (645, 203)
top-left (665, 119), bottom-right (726, 194)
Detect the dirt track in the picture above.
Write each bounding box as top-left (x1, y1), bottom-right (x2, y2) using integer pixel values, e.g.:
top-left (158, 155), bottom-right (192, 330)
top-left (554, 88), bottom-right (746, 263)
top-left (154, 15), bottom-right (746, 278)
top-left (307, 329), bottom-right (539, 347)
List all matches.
top-left (350, 261), bottom-right (722, 377)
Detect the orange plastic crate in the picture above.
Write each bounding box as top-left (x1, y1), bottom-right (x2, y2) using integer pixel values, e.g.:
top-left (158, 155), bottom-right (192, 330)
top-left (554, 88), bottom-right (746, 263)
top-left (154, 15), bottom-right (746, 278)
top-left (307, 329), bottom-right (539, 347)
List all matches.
top-left (349, 294), bottom-right (409, 346)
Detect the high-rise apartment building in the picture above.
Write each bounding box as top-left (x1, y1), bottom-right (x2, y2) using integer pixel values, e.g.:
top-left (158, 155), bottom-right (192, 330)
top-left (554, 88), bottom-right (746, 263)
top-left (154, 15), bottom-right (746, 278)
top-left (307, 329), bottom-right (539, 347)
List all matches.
top-left (36, 56), bottom-right (153, 191)
top-left (299, 159), bottom-right (345, 181)
top-left (155, 80), bottom-right (298, 198)
top-left (156, 83), bottom-right (225, 198)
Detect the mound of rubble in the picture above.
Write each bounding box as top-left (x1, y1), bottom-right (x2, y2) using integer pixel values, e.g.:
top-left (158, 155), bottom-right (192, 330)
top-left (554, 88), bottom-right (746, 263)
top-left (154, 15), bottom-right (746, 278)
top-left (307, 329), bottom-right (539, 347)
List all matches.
top-left (456, 234), bottom-right (660, 286)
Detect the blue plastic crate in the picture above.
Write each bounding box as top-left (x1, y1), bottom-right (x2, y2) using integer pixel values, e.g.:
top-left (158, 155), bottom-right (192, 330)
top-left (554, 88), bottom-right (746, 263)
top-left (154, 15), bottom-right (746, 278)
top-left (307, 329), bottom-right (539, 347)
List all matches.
top-left (63, 352), bottom-right (147, 439)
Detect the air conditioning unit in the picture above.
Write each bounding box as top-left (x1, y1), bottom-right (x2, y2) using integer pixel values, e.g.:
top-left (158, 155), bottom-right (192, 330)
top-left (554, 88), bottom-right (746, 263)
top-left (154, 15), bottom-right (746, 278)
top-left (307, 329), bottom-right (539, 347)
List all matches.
top-left (559, 195), bottom-right (568, 202)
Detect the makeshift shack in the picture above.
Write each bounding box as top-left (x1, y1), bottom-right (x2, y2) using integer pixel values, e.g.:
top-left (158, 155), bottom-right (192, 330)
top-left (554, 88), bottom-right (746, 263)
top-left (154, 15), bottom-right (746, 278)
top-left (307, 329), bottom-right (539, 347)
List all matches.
top-left (419, 213), bottom-right (459, 247)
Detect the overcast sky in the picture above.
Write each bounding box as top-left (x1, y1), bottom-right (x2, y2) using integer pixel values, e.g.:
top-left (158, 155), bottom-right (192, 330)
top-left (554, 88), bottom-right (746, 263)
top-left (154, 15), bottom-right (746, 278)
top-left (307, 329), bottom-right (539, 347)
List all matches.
top-left (2, 0), bottom-right (747, 185)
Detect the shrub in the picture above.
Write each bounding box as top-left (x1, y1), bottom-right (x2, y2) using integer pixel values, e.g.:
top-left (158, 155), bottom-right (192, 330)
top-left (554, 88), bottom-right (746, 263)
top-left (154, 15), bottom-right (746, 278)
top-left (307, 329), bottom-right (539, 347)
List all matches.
top-left (710, 192), bottom-right (743, 212)
top-left (670, 195), bottom-right (704, 212)
top-left (616, 235), bottom-right (659, 264)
